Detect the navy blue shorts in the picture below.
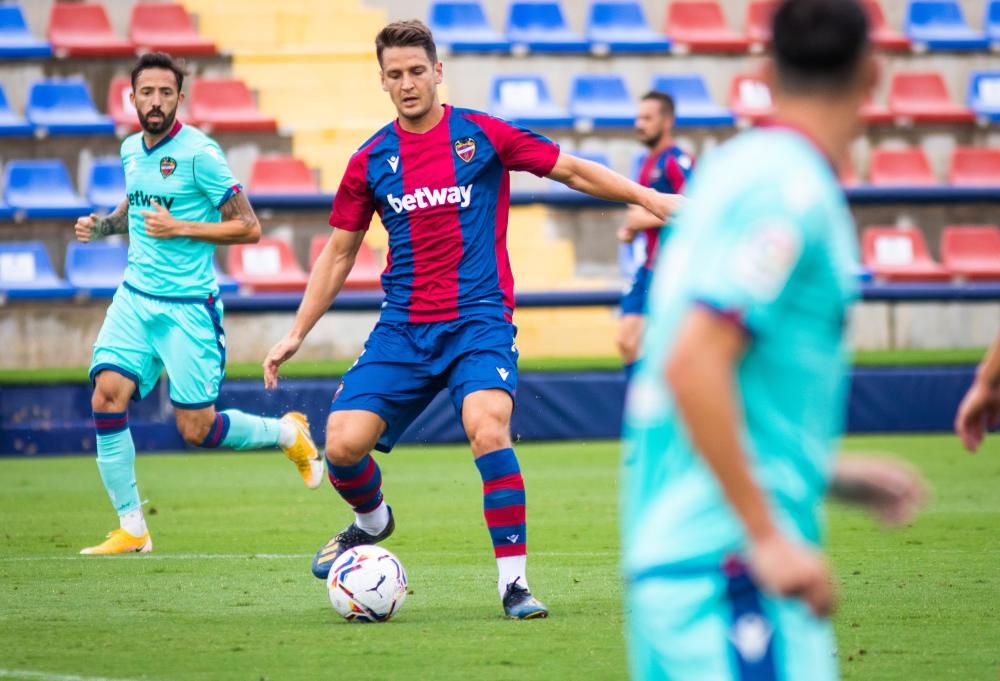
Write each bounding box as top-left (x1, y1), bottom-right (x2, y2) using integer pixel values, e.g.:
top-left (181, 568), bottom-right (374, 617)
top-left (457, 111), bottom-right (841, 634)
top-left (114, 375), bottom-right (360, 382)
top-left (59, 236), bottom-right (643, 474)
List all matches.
top-left (621, 265), bottom-right (653, 316)
top-left (331, 315), bottom-right (519, 453)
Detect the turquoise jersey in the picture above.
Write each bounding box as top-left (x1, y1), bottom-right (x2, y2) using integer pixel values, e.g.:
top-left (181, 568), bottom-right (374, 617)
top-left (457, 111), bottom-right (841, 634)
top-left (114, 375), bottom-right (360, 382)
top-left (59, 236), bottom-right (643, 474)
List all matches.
top-left (120, 122), bottom-right (240, 298)
top-left (622, 127), bottom-right (860, 579)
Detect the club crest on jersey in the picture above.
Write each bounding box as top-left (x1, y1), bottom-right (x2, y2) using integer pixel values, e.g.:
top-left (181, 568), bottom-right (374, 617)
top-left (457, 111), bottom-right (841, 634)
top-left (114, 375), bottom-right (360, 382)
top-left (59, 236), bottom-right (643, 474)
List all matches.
top-left (454, 137), bottom-right (476, 163)
top-left (159, 156), bottom-right (177, 178)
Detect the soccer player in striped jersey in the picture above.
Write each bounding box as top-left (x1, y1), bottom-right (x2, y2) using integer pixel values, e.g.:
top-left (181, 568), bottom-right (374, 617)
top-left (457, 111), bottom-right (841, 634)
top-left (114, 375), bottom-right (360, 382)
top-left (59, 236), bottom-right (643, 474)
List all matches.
top-left (263, 21), bottom-right (678, 619)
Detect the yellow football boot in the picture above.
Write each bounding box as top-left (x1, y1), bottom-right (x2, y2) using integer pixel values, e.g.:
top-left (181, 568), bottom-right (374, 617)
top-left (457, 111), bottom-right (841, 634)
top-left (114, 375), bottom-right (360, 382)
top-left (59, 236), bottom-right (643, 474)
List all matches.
top-left (281, 411), bottom-right (323, 489)
top-left (79, 528), bottom-right (152, 555)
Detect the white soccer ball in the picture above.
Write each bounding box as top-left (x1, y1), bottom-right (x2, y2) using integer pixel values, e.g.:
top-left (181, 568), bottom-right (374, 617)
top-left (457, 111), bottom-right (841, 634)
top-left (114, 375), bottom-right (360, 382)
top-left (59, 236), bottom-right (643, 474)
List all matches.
top-left (326, 545), bottom-right (408, 623)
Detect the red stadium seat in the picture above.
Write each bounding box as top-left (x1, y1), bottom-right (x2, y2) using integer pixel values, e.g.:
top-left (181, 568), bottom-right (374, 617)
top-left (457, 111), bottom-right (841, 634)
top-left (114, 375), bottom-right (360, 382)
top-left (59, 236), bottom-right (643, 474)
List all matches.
top-left (227, 239), bottom-right (309, 293)
top-left (745, 0), bottom-right (776, 50)
top-left (48, 3), bottom-right (135, 57)
top-left (839, 156), bottom-right (860, 187)
top-left (940, 225), bottom-right (1000, 280)
top-left (308, 236), bottom-right (382, 290)
top-left (129, 3), bottom-right (216, 56)
top-left (664, 1), bottom-right (750, 52)
top-left (860, 96), bottom-right (894, 124)
top-left (861, 0), bottom-right (911, 50)
top-left (189, 79), bottom-right (276, 133)
top-left (868, 147), bottom-right (938, 186)
top-left (729, 73), bottom-right (773, 123)
top-left (888, 72), bottom-right (975, 124)
top-left (862, 227), bottom-right (950, 282)
top-left (107, 77), bottom-right (139, 133)
top-left (249, 156), bottom-right (319, 195)
top-left (948, 147), bottom-right (1000, 186)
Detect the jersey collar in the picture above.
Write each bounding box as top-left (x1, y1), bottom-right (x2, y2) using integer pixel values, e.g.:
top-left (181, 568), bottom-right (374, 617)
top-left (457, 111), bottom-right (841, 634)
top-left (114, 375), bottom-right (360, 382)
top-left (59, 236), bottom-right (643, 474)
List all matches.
top-left (142, 120), bottom-right (183, 156)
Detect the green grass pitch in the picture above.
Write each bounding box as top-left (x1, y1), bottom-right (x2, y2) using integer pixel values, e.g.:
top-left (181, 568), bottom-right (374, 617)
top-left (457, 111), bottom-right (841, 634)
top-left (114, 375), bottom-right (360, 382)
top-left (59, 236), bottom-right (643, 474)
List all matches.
top-left (1, 434), bottom-right (997, 680)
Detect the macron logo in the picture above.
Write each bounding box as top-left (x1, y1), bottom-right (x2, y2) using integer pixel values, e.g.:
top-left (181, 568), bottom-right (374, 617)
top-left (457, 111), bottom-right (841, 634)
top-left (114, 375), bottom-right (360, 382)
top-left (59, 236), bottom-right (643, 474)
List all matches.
top-left (387, 156), bottom-right (399, 173)
top-left (496, 367), bottom-right (510, 382)
top-left (386, 184), bottom-right (473, 214)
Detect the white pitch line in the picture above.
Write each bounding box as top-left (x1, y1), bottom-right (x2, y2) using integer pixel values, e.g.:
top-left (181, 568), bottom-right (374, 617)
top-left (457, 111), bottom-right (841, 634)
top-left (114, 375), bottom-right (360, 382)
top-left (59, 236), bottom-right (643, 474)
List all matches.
top-left (0, 670), bottom-right (146, 681)
top-left (0, 550), bottom-right (615, 563)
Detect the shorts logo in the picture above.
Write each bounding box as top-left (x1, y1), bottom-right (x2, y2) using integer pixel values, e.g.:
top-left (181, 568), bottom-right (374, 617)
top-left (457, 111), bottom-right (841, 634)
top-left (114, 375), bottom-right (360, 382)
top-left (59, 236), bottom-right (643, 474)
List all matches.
top-left (496, 367), bottom-right (510, 382)
top-left (160, 156), bottom-right (177, 178)
top-left (729, 613), bottom-right (773, 663)
top-left (454, 137), bottom-right (476, 163)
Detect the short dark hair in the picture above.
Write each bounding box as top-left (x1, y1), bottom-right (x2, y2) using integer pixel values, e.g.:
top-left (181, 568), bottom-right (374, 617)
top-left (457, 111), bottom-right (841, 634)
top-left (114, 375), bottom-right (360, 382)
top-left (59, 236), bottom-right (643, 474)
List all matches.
top-left (130, 52), bottom-right (186, 92)
top-left (771, 0), bottom-right (870, 94)
top-left (375, 20), bottom-right (438, 66)
top-left (640, 91), bottom-right (675, 118)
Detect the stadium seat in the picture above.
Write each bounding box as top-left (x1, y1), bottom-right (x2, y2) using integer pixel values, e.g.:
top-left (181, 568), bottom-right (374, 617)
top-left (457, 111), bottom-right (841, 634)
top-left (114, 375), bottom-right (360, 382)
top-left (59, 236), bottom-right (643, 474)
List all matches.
top-left (308, 236), bottom-right (382, 290)
top-left (839, 156), bottom-right (860, 187)
top-left (664, 1), bottom-right (750, 53)
top-left (227, 239), bottom-right (309, 293)
top-left (905, 0), bottom-right (989, 52)
top-left (968, 70), bottom-right (1000, 123)
top-left (0, 84), bottom-right (32, 136)
top-left (129, 3), bottom-right (216, 56)
top-left (0, 242), bottom-right (75, 300)
top-left (948, 147), bottom-right (1000, 186)
top-left (86, 158), bottom-right (126, 213)
top-left (26, 79), bottom-right (115, 136)
top-left (4, 159), bottom-right (90, 218)
top-left (506, 1), bottom-right (590, 53)
top-left (569, 74), bottom-right (636, 129)
top-left (745, 0), bottom-right (776, 51)
top-left (860, 96), bottom-right (894, 125)
top-left (189, 79), bottom-right (276, 133)
top-left (652, 74), bottom-right (735, 127)
top-left (107, 77), bottom-right (139, 133)
top-left (215, 261), bottom-right (239, 296)
top-left (428, 1), bottom-right (511, 53)
top-left (868, 147), bottom-right (939, 186)
top-left (729, 74), bottom-right (773, 123)
top-left (489, 75), bottom-right (574, 127)
top-left (862, 227), bottom-right (950, 282)
top-left (64, 241), bottom-right (127, 298)
top-left (586, 1), bottom-right (671, 54)
top-left (862, 0), bottom-right (911, 51)
top-left (988, 1), bottom-right (1000, 46)
top-left (940, 225), bottom-right (1000, 280)
top-left (888, 72), bottom-right (975, 124)
top-left (0, 198), bottom-right (12, 221)
top-left (0, 4), bottom-right (53, 58)
top-left (249, 156), bottom-right (319, 196)
top-left (48, 3), bottom-right (135, 57)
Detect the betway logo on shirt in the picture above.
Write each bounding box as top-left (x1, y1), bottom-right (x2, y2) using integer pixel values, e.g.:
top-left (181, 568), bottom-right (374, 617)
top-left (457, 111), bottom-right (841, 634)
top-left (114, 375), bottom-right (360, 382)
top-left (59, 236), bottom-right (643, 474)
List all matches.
top-left (128, 190), bottom-right (175, 211)
top-left (385, 184), bottom-right (472, 214)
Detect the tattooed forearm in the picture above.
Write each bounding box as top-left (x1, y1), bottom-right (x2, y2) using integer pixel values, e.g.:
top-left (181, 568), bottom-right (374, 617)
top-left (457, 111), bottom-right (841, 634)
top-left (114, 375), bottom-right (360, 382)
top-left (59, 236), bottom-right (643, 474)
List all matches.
top-left (220, 191), bottom-right (259, 232)
top-left (92, 200), bottom-right (129, 238)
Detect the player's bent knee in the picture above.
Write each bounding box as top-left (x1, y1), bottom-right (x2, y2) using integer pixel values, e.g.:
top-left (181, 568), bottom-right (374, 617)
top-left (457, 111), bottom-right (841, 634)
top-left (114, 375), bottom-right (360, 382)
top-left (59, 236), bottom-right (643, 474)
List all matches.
top-left (468, 421), bottom-right (512, 455)
top-left (175, 413), bottom-right (214, 446)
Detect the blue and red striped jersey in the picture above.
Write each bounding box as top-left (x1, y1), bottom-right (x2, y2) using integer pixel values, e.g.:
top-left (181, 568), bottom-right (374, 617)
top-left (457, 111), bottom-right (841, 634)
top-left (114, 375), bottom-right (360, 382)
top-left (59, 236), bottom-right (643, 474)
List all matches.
top-left (329, 104), bottom-right (560, 323)
top-left (636, 144), bottom-right (694, 269)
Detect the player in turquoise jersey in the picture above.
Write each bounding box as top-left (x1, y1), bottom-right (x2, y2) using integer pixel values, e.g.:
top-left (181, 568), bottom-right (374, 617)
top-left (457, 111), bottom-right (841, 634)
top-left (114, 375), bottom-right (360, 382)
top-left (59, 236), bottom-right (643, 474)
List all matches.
top-left (73, 53), bottom-right (322, 556)
top-left (622, 1), bottom-right (927, 678)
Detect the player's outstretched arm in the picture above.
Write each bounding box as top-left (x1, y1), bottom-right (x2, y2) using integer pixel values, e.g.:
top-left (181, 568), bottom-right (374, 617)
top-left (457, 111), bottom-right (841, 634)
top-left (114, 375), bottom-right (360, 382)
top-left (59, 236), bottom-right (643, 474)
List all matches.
top-left (955, 333), bottom-right (1000, 452)
top-left (141, 192), bottom-right (261, 244)
top-left (74, 199), bottom-right (129, 243)
top-left (829, 456), bottom-right (928, 524)
top-left (546, 152), bottom-right (681, 222)
top-left (263, 228), bottom-right (366, 389)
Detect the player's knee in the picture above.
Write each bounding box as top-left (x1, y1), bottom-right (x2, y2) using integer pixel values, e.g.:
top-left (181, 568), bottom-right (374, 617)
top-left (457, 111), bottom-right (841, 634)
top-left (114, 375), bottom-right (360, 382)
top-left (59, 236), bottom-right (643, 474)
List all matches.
top-left (468, 420), bottom-right (511, 455)
top-left (176, 415), bottom-right (213, 446)
top-left (91, 382), bottom-right (127, 412)
top-left (324, 423), bottom-right (369, 467)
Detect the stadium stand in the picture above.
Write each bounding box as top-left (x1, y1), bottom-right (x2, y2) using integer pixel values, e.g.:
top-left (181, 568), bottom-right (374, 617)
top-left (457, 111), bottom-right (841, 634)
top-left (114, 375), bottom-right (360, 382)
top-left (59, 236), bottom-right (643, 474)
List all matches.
top-left (489, 74), bottom-right (574, 127)
top-left (128, 3), bottom-right (217, 56)
top-left (215, 260), bottom-right (239, 295)
top-left (0, 4), bottom-right (52, 58)
top-left (0, 241), bottom-right (75, 300)
top-left (729, 73), bottom-right (773, 124)
top-left (988, 0), bottom-right (1000, 46)
top-left (107, 77), bottom-right (140, 134)
top-left (64, 241), bottom-right (127, 298)
top-left (651, 74), bottom-right (734, 127)
top-left (189, 78), bottom-right (277, 133)
top-left (249, 156), bottom-right (319, 197)
top-left (47, 2), bottom-right (135, 57)
top-left (0, 84), bottom-right (33, 137)
top-left (888, 71), bottom-right (975, 125)
top-left (905, 0), bottom-right (990, 52)
top-left (86, 158), bottom-right (126, 214)
top-left (227, 239), bottom-right (309, 293)
top-left (585, 0), bottom-right (671, 54)
top-left (862, 226), bottom-right (951, 282)
top-left (940, 225), bottom-right (1000, 280)
top-left (745, 0), bottom-right (776, 51)
top-left (26, 79), bottom-right (115, 136)
top-left (862, 0), bottom-right (911, 51)
top-left (428, 0), bottom-right (511, 53)
top-left (861, 95), bottom-right (894, 125)
top-left (569, 74), bottom-right (636, 130)
top-left (4, 160), bottom-right (89, 218)
top-left (506, 0), bottom-right (591, 53)
top-left (869, 147), bottom-right (939, 186)
top-left (664, 1), bottom-right (750, 53)
top-left (968, 70), bottom-right (1000, 123)
top-left (949, 147), bottom-right (1000, 187)
top-left (309, 236), bottom-right (382, 290)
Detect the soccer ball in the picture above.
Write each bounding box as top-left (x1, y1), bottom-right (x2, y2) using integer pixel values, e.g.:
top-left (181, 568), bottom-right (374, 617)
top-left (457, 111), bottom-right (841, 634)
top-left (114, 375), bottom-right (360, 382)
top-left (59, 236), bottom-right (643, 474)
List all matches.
top-left (326, 545), bottom-right (408, 623)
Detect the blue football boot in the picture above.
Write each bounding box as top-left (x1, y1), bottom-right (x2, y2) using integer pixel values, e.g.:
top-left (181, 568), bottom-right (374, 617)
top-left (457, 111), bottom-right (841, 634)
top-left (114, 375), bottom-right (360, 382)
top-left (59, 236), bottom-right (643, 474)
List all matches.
top-left (311, 506), bottom-right (395, 579)
top-left (502, 577), bottom-right (549, 620)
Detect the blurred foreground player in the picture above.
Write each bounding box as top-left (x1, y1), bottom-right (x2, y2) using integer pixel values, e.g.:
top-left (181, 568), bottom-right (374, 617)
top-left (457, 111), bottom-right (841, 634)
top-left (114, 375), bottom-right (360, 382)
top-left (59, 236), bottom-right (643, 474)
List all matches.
top-left (622, 1), bottom-right (927, 677)
top-left (74, 53), bottom-right (320, 555)
top-left (263, 21), bottom-right (678, 618)
top-left (955, 332), bottom-right (1000, 452)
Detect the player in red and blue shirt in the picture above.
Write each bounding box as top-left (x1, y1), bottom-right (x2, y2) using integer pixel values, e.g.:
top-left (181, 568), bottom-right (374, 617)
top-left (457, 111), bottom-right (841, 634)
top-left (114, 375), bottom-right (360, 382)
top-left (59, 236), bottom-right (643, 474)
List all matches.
top-left (263, 20), bottom-right (678, 620)
top-left (618, 91), bottom-right (694, 381)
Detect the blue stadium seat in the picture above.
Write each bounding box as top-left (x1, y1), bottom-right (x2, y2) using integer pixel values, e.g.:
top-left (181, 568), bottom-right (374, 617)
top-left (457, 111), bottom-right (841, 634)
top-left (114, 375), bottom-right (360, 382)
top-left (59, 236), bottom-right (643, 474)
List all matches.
top-left (569, 74), bottom-right (636, 129)
top-left (26, 78), bottom-right (115, 136)
top-left (0, 242), bottom-right (75, 300)
top-left (987, 1), bottom-right (1000, 46)
top-left (215, 259), bottom-right (238, 295)
top-left (489, 75), bottom-right (574, 127)
top-left (968, 70), bottom-right (1000, 123)
top-left (586, 1), bottom-right (671, 54)
top-left (0, 5), bottom-right (52, 58)
top-left (507, 1), bottom-right (590, 53)
top-left (429, 1), bottom-right (511, 53)
top-left (0, 197), bottom-right (12, 221)
top-left (905, 0), bottom-right (989, 51)
top-left (651, 74), bottom-right (735, 127)
top-left (4, 159), bottom-right (90, 218)
top-left (0, 84), bottom-right (32, 136)
top-left (86, 158), bottom-right (125, 213)
top-left (65, 241), bottom-right (127, 298)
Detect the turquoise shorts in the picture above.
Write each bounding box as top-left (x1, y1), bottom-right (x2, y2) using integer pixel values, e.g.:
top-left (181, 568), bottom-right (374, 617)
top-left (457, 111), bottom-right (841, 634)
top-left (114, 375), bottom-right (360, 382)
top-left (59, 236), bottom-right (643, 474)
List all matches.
top-left (89, 282), bottom-right (226, 408)
top-left (626, 562), bottom-right (838, 681)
